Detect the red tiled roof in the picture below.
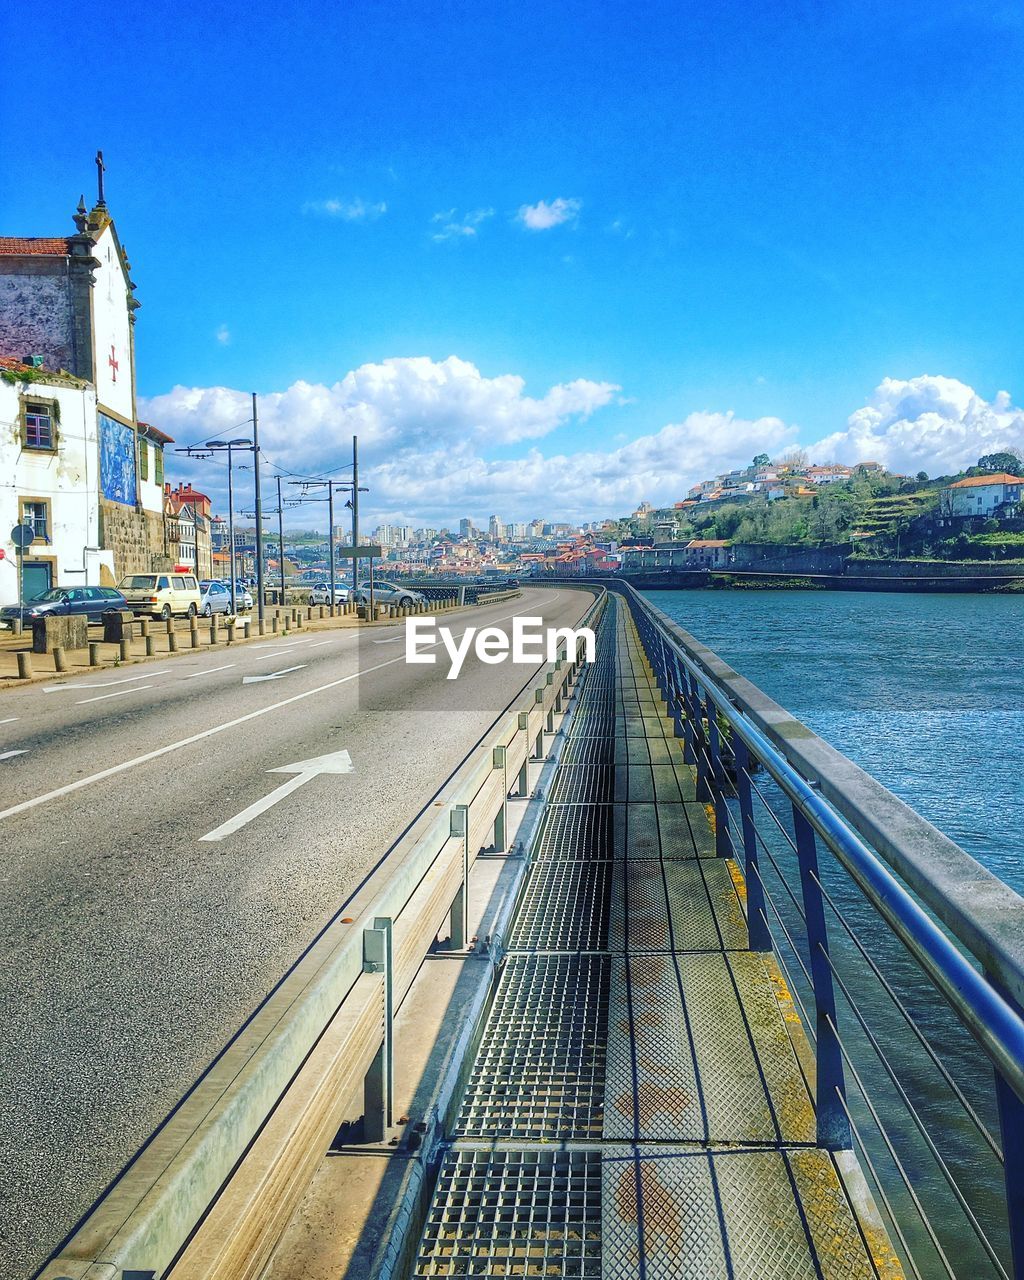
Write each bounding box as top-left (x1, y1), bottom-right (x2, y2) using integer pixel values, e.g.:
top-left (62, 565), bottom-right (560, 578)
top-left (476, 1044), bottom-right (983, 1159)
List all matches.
top-left (0, 237), bottom-right (71, 256)
top-left (138, 421), bottom-right (175, 445)
top-left (687, 539), bottom-right (729, 548)
top-left (949, 472), bottom-right (1024, 488)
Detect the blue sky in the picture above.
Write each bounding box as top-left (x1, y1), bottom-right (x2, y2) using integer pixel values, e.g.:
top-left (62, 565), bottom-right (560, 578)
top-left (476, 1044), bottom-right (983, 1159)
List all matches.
top-left (4, 0), bottom-right (1024, 525)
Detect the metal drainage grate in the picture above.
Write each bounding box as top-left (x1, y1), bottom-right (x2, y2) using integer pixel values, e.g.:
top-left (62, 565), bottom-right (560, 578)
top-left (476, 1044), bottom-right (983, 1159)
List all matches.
top-left (414, 1149), bottom-right (602, 1279)
top-left (565, 706), bottom-right (616, 737)
top-left (533, 803), bottom-right (617, 861)
top-left (457, 954), bottom-right (609, 1138)
top-left (509, 858), bottom-right (611, 951)
top-left (549, 764), bottom-right (615, 805)
top-left (560, 736), bottom-right (616, 765)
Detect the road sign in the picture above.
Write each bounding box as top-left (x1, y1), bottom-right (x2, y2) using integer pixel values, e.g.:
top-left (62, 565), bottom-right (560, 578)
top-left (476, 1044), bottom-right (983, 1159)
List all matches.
top-left (10, 524), bottom-right (34, 549)
top-left (338, 545), bottom-right (382, 558)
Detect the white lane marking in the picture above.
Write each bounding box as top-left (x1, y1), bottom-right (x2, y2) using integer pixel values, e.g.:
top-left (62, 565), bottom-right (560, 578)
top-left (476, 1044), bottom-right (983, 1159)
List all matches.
top-left (184, 664), bottom-right (236, 679)
top-left (253, 649), bottom-right (298, 661)
top-left (44, 671), bottom-right (171, 693)
top-left (76, 685), bottom-right (155, 705)
top-left (0, 717), bottom-right (18, 725)
top-left (0, 592), bottom-right (567, 824)
top-left (0, 749), bottom-right (28, 761)
top-left (306, 640), bottom-right (333, 649)
top-left (373, 637), bottom-right (404, 645)
top-left (199, 749), bottom-right (354, 842)
top-left (241, 664), bottom-right (307, 685)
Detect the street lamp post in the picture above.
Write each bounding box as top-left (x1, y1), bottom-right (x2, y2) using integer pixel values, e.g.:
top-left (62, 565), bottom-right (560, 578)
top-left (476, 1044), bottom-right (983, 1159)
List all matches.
top-left (251, 393), bottom-right (265, 625)
top-left (206, 437), bottom-right (252, 615)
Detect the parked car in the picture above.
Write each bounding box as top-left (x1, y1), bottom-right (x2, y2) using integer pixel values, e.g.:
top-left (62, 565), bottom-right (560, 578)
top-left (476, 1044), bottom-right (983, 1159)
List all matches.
top-left (198, 579), bottom-right (233, 616)
top-left (117, 572), bottom-right (202, 620)
top-left (0, 585), bottom-right (127, 628)
top-left (231, 580), bottom-right (254, 610)
top-left (350, 580), bottom-right (426, 607)
top-left (308, 582), bottom-right (350, 605)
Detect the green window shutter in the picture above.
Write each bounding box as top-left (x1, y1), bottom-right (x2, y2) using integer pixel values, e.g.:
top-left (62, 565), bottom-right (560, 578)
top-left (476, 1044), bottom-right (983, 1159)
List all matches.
top-left (139, 438), bottom-right (149, 481)
top-left (155, 445), bottom-right (164, 487)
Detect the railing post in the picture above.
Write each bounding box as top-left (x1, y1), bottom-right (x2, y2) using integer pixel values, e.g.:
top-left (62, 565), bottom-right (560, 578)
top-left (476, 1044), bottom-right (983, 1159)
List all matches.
top-left (705, 696), bottom-right (733, 858)
top-left (988, 973), bottom-right (1024, 1280)
top-left (449, 804), bottom-right (469, 949)
top-left (792, 804), bottom-right (850, 1150)
top-left (679, 660), bottom-right (697, 763)
top-left (516, 713), bottom-right (530, 795)
top-left (734, 740), bottom-right (772, 951)
top-left (492, 746), bottom-right (508, 852)
top-left (691, 675), bottom-right (712, 802)
top-left (668, 653), bottom-right (685, 739)
top-left (362, 915), bottom-right (393, 1141)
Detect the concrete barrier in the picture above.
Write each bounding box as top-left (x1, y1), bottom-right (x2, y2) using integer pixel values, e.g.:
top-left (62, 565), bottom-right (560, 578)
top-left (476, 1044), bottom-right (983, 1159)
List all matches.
top-left (38, 585), bottom-right (605, 1280)
top-left (33, 614), bottom-right (87, 655)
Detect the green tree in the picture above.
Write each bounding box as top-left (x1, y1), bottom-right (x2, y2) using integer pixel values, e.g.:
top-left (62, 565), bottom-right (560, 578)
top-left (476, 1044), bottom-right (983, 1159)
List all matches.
top-left (752, 452), bottom-right (771, 467)
top-left (976, 450), bottom-right (1023, 474)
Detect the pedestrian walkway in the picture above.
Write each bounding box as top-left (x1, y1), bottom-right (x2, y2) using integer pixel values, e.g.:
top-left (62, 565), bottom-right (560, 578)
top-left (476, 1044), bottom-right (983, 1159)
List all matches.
top-left (412, 597), bottom-right (900, 1278)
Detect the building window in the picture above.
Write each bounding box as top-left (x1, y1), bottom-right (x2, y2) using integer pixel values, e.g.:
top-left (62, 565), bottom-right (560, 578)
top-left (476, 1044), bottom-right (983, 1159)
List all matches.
top-left (139, 438), bottom-right (149, 481)
top-left (19, 498), bottom-right (50, 542)
top-left (22, 400), bottom-right (57, 451)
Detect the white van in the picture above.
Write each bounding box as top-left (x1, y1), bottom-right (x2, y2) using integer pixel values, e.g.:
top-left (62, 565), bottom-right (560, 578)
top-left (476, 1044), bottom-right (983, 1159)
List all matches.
top-left (117, 572), bottom-right (202, 620)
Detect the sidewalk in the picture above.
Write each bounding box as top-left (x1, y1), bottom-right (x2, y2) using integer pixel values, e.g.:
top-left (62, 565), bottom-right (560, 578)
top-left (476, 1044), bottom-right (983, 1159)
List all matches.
top-left (0, 601), bottom-right (454, 690)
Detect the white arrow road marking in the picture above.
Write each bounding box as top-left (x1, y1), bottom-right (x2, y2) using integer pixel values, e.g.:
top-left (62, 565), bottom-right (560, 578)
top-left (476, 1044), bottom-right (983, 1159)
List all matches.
top-left (0, 750), bottom-right (28, 761)
top-left (199, 749), bottom-right (354, 842)
top-left (44, 671), bottom-right (171, 693)
top-left (0, 717), bottom-right (18, 725)
top-left (241, 664), bottom-right (306, 684)
top-left (77, 684), bottom-right (154, 705)
top-left (184, 664), bottom-right (236, 678)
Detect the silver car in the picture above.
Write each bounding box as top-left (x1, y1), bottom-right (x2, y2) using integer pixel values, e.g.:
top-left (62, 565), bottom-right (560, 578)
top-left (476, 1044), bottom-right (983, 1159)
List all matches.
top-left (198, 580), bottom-right (232, 616)
top-left (351, 580), bottom-right (425, 607)
top-left (308, 582), bottom-right (350, 605)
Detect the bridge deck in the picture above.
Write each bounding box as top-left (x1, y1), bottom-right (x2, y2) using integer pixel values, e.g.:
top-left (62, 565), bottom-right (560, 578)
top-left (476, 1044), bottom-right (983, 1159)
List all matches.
top-left (414, 599), bottom-right (898, 1278)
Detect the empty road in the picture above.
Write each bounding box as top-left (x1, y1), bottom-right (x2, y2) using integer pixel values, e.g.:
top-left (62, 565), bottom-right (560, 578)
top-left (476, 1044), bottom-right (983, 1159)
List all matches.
top-left (0, 585), bottom-right (594, 1280)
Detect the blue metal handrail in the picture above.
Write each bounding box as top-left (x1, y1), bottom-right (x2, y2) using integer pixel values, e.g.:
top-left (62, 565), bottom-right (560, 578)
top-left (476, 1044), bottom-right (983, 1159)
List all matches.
top-left (616, 580), bottom-right (1024, 1279)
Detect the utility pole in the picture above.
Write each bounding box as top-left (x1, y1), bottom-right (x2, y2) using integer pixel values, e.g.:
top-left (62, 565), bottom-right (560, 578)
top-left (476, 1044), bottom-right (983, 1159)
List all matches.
top-left (277, 476), bottom-right (286, 605)
top-left (351, 435), bottom-right (359, 592)
top-left (328, 482), bottom-right (336, 604)
top-left (226, 444), bottom-right (237, 614)
top-left (252, 392), bottom-right (265, 625)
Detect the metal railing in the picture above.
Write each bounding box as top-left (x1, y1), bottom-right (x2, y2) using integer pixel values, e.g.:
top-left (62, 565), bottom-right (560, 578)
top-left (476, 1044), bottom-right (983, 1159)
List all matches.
top-left (38, 588), bottom-right (605, 1280)
top-left (619, 582), bottom-right (1024, 1280)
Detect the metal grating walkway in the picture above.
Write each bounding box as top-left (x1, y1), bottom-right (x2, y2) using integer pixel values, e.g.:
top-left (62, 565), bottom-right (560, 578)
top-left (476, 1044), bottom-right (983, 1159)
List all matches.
top-left (413, 598), bottom-right (891, 1279)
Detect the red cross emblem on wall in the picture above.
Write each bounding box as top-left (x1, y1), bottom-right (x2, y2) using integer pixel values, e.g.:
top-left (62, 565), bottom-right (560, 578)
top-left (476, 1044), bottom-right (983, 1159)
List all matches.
top-left (108, 344), bottom-right (119, 383)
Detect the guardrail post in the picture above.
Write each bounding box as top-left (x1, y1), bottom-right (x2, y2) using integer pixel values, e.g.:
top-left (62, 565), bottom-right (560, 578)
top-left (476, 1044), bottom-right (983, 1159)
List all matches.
top-left (545, 672), bottom-right (555, 732)
top-left (492, 746), bottom-right (508, 851)
top-left (690, 675), bottom-right (711, 801)
top-left (362, 916), bottom-right (393, 1142)
top-left (533, 689), bottom-right (546, 758)
top-left (733, 740), bottom-right (772, 951)
top-left (449, 805), bottom-right (469, 949)
top-left (705, 696), bottom-right (733, 858)
top-left (987, 973), bottom-right (1024, 1280)
top-left (792, 804), bottom-right (850, 1149)
top-left (516, 713), bottom-right (530, 794)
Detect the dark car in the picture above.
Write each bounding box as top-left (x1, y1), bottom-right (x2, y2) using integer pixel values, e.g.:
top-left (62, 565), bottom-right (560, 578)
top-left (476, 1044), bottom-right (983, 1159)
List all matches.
top-left (0, 585), bottom-right (128, 628)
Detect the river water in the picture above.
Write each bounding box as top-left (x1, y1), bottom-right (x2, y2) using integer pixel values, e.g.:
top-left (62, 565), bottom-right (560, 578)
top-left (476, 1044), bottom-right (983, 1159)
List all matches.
top-left (646, 588), bottom-right (1024, 892)
top-left (643, 587), bottom-right (1024, 1275)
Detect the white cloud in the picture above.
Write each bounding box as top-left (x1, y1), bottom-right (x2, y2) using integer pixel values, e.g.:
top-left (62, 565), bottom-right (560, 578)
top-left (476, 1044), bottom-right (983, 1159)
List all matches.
top-left (517, 197), bottom-right (582, 231)
top-left (302, 197), bottom-right (388, 221)
top-left (215, 325), bottom-right (231, 345)
top-left (809, 375), bottom-right (1024, 475)
top-left (431, 207), bottom-right (495, 242)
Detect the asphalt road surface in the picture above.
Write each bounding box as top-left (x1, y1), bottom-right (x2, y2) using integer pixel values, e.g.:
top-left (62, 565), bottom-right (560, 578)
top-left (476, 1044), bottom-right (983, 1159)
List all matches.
top-left (0, 586), bottom-right (594, 1280)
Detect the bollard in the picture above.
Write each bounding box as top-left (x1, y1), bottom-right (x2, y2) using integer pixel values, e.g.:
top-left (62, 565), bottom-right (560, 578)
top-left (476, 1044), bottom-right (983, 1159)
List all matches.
top-left (168, 631), bottom-right (178, 652)
top-left (140, 618), bottom-right (150, 638)
top-left (146, 635), bottom-right (155, 657)
top-left (272, 616), bottom-right (279, 633)
top-left (53, 645), bottom-right (68, 673)
top-left (89, 642), bottom-right (101, 667)
top-left (319, 605), bottom-right (326, 620)
top-left (191, 625), bottom-right (200, 649)
top-left (226, 621), bottom-right (236, 644)
top-left (119, 638), bottom-right (130, 662)
top-left (16, 651), bottom-right (32, 679)
top-left (307, 606), bottom-right (314, 621)
top-left (259, 619), bottom-right (266, 636)
top-left (166, 618), bottom-right (174, 636)
top-left (11, 618), bottom-right (22, 637)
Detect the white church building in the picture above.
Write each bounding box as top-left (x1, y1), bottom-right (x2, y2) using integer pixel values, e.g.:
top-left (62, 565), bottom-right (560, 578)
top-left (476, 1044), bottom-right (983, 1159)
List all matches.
top-left (0, 160), bottom-right (172, 607)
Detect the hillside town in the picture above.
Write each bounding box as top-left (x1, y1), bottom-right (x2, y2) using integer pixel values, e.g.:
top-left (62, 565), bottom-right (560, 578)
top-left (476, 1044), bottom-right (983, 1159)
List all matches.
top-left (2, 183), bottom-right (1023, 613)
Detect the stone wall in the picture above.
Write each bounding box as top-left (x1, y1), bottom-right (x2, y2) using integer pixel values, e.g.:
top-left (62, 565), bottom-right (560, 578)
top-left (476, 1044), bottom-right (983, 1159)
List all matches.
top-left (730, 543), bottom-right (851, 574)
top-left (0, 266), bottom-right (74, 371)
top-left (850, 558), bottom-right (1024, 579)
top-left (99, 499), bottom-right (171, 582)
